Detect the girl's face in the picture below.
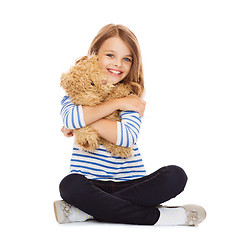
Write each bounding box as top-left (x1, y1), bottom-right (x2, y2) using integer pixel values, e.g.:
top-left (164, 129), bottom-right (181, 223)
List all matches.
top-left (97, 37), bottom-right (132, 84)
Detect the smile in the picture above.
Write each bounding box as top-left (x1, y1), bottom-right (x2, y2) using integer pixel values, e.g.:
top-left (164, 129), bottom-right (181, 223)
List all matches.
top-left (107, 68), bottom-right (123, 75)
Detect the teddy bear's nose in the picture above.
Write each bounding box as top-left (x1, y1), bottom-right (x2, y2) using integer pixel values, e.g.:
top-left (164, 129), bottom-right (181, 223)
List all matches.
top-left (102, 80), bottom-right (107, 85)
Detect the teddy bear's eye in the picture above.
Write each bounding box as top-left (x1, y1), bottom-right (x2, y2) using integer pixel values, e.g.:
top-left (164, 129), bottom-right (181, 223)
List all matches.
top-left (91, 82), bottom-right (95, 86)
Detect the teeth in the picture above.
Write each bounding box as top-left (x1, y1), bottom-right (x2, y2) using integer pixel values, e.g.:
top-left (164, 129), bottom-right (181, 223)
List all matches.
top-left (108, 69), bottom-right (121, 75)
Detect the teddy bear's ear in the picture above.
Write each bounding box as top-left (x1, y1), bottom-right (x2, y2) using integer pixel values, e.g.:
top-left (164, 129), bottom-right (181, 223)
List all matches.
top-left (60, 56), bottom-right (88, 93)
top-left (60, 66), bottom-right (80, 96)
top-left (75, 56), bottom-right (88, 65)
top-left (60, 72), bottom-right (71, 91)
top-left (130, 82), bottom-right (141, 96)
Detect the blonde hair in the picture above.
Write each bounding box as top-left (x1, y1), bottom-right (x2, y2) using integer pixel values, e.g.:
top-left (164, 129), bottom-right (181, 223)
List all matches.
top-left (88, 24), bottom-right (144, 96)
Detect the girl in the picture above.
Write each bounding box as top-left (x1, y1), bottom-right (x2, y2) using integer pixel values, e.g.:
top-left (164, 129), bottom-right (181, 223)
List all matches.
top-left (54, 24), bottom-right (206, 226)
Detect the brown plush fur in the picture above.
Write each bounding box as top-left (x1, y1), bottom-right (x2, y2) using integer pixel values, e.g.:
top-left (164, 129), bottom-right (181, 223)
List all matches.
top-left (60, 55), bottom-right (141, 158)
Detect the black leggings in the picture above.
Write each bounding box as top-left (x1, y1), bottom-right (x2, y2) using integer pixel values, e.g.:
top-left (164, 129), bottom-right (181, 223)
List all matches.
top-left (59, 165), bottom-right (187, 225)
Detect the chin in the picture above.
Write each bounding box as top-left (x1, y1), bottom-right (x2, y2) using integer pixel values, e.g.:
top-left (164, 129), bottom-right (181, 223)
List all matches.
top-left (110, 78), bottom-right (122, 84)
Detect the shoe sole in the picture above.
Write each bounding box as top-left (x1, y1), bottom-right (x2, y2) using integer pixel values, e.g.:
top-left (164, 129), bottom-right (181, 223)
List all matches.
top-left (53, 201), bottom-right (60, 223)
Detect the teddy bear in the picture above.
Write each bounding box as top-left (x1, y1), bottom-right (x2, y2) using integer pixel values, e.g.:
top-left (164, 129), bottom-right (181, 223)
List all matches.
top-left (60, 55), bottom-right (141, 158)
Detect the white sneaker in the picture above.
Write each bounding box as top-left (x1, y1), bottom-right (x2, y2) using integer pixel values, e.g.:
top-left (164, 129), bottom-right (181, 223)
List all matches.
top-left (54, 200), bottom-right (93, 224)
top-left (158, 204), bottom-right (206, 226)
top-left (182, 204), bottom-right (206, 226)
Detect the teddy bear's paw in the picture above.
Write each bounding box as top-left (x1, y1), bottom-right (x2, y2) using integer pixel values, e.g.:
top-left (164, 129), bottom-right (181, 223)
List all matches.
top-left (74, 128), bottom-right (101, 152)
top-left (75, 135), bottom-right (100, 152)
top-left (111, 146), bottom-right (133, 158)
top-left (103, 141), bottom-right (133, 158)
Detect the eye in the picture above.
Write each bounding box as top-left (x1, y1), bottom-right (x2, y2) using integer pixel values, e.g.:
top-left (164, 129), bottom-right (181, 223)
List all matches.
top-left (91, 82), bottom-right (95, 86)
top-left (124, 57), bottom-right (132, 62)
top-left (107, 54), bottom-right (114, 58)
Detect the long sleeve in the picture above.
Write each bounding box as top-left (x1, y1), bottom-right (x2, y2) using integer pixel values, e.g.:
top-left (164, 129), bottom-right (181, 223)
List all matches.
top-left (60, 96), bottom-right (86, 129)
top-left (116, 111), bottom-right (142, 147)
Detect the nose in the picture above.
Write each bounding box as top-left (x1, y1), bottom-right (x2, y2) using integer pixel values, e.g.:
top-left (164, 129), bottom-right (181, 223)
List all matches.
top-left (102, 80), bottom-right (107, 85)
top-left (114, 58), bottom-right (121, 67)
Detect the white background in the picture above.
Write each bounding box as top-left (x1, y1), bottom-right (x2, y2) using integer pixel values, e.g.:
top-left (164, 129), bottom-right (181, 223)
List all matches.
top-left (0, 0), bottom-right (239, 239)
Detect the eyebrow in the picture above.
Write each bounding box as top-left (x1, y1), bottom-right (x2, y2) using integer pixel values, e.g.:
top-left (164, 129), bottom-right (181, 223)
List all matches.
top-left (104, 50), bottom-right (132, 57)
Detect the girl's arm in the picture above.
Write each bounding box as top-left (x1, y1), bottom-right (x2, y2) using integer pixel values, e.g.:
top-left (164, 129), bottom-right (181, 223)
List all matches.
top-left (90, 119), bottom-right (117, 144)
top-left (61, 96), bottom-right (86, 129)
top-left (82, 94), bottom-right (146, 125)
top-left (61, 95), bottom-right (145, 145)
top-left (89, 96), bottom-right (145, 145)
top-left (61, 96), bottom-right (117, 129)
top-left (91, 111), bottom-right (142, 146)
top-left (61, 126), bottom-right (74, 137)
top-left (61, 95), bottom-right (145, 129)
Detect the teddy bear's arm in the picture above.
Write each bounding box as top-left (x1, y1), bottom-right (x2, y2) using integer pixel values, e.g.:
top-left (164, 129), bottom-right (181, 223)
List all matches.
top-left (101, 138), bottom-right (133, 158)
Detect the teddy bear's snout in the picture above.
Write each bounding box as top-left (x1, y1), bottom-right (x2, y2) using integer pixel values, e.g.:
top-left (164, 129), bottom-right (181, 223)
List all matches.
top-left (102, 80), bottom-right (107, 85)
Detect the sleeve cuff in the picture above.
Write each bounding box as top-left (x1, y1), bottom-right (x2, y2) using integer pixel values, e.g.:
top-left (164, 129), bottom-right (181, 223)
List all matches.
top-left (116, 121), bottom-right (122, 146)
top-left (78, 105), bottom-right (86, 127)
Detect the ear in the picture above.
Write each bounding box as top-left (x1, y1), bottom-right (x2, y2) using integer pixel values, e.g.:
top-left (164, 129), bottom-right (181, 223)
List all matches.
top-left (60, 56), bottom-right (88, 93)
top-left (60, 72), bottom-right (70, 90)
top-left (75, 55), bottom-right (88, 65)
top-left (130, 82), bottom-right (141, 96)
top-left (60, 66), bottom-right (80, 97)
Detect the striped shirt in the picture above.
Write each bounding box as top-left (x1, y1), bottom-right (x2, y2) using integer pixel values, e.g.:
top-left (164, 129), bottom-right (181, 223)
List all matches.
top-left (61, 96), bottom-right (147, 181)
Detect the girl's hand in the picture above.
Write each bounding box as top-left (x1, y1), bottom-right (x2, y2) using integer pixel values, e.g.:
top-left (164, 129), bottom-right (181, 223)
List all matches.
top-left (61, 126), bottom-right (74, 138)
top-left (117, 95), bottom-right (146, 117)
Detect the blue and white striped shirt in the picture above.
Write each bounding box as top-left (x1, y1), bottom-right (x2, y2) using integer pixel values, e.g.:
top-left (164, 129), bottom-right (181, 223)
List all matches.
top-left (61, 96), bottom-right (147, 181)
